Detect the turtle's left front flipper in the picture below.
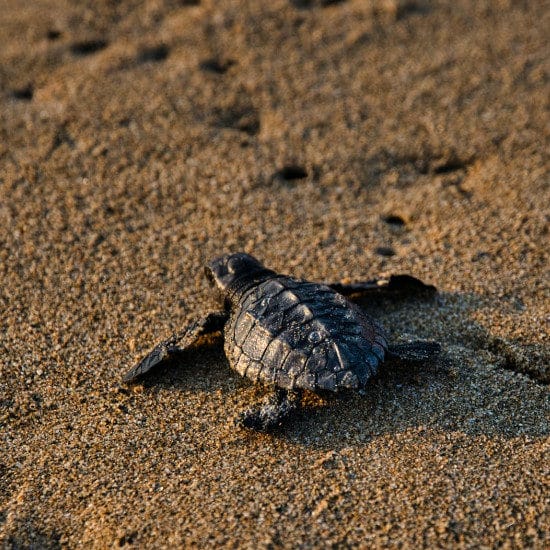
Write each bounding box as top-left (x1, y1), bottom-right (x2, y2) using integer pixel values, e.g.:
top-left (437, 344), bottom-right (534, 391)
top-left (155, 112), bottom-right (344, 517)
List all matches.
top-left (123, 311), bottom-right (228, 383)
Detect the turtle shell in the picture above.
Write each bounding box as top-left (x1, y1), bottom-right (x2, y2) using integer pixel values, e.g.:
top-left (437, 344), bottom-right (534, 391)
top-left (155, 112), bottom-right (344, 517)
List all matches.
top-left (224, 275), bottom-right (388, 392)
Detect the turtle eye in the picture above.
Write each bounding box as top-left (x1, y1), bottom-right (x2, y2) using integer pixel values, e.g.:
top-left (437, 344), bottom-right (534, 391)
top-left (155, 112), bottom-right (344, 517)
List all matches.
top-left (204, 266), bottom-right (215, 284)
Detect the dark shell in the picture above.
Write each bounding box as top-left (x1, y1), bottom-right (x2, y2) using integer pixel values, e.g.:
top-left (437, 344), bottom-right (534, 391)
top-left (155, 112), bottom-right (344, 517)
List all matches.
top-left (224, 275), bottom-right (388, 392)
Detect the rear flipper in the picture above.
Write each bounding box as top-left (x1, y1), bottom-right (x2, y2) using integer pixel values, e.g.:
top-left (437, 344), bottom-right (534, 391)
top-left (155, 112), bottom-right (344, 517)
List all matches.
top-left (329, 275), bottom-right (436, 299)
top-left (239, 389), bottom-right (302, 431)
top-left (123, 311), bottom-right (228, 383)
top-left (387, 341), bottom-right (441, 363)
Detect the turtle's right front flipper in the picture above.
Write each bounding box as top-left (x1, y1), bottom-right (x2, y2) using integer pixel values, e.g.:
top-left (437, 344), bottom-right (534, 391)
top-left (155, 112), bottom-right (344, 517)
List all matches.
top-left (328, 275), bottom-right (436, 299)
top-left (123, 311), bottom-right (228, 383)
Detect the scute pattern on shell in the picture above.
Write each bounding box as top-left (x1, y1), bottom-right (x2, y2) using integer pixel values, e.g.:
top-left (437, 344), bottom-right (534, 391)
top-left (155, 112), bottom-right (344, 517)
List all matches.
top-left (224, 276), bottom-right (388, 391)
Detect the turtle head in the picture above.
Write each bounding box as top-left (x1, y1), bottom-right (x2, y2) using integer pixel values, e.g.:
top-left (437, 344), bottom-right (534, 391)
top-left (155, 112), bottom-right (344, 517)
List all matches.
top-left (205, 253), bottom-right (270, 293)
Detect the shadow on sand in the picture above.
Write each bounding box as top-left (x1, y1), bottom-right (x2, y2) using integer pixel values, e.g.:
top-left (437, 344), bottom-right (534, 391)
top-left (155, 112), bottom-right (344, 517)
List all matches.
top-left (127, 290), bottom-right (548, 449)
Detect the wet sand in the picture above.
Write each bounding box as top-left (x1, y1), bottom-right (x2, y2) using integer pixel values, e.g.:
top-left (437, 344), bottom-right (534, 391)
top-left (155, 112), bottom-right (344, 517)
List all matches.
top-left (1, 0), bottom-right (548, 547)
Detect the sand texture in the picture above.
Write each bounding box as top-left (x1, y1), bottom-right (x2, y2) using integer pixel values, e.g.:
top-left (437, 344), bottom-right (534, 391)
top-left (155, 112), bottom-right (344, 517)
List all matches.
top-left (1, 0), bottom-right (549, 547)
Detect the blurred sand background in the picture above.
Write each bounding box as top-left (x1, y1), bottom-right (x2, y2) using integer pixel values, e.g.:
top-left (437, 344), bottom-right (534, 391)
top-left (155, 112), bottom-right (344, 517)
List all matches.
top-left (1, 0), bottom-right (548, 547)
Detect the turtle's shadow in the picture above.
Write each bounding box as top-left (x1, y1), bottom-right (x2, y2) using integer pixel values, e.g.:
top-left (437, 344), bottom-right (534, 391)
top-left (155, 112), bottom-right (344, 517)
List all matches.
top-left (278, 290), bottom-right (548, 449)
top-left (132, 290), bottom-right (548, 447)
top-left (2, 521), bottom-right (61, 550)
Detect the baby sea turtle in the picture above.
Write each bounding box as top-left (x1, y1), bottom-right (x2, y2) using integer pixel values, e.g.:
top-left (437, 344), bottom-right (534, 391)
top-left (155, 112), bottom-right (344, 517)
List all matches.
top-left (123, 253), bottom-right (440, 430)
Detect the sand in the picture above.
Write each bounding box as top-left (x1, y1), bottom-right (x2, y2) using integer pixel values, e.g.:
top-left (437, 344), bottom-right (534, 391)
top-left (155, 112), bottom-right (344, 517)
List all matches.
top-left (1, 0), bottom-right (548, 547)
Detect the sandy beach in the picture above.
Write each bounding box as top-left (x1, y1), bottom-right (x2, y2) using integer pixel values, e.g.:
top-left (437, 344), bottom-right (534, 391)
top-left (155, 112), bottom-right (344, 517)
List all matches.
top-left (1, 0), bottom-right (548, 547)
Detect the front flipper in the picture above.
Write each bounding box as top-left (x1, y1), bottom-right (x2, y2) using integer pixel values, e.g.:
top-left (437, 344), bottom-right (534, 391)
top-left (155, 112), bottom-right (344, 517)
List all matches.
top-left (387, 341), bottom-right (441, 363)
top-left (123, 311), bottom-right (228, 383)
top-left (329, 275), bottom-right (436, 299)
top-left (239, 389), bottom-right (302, 431)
